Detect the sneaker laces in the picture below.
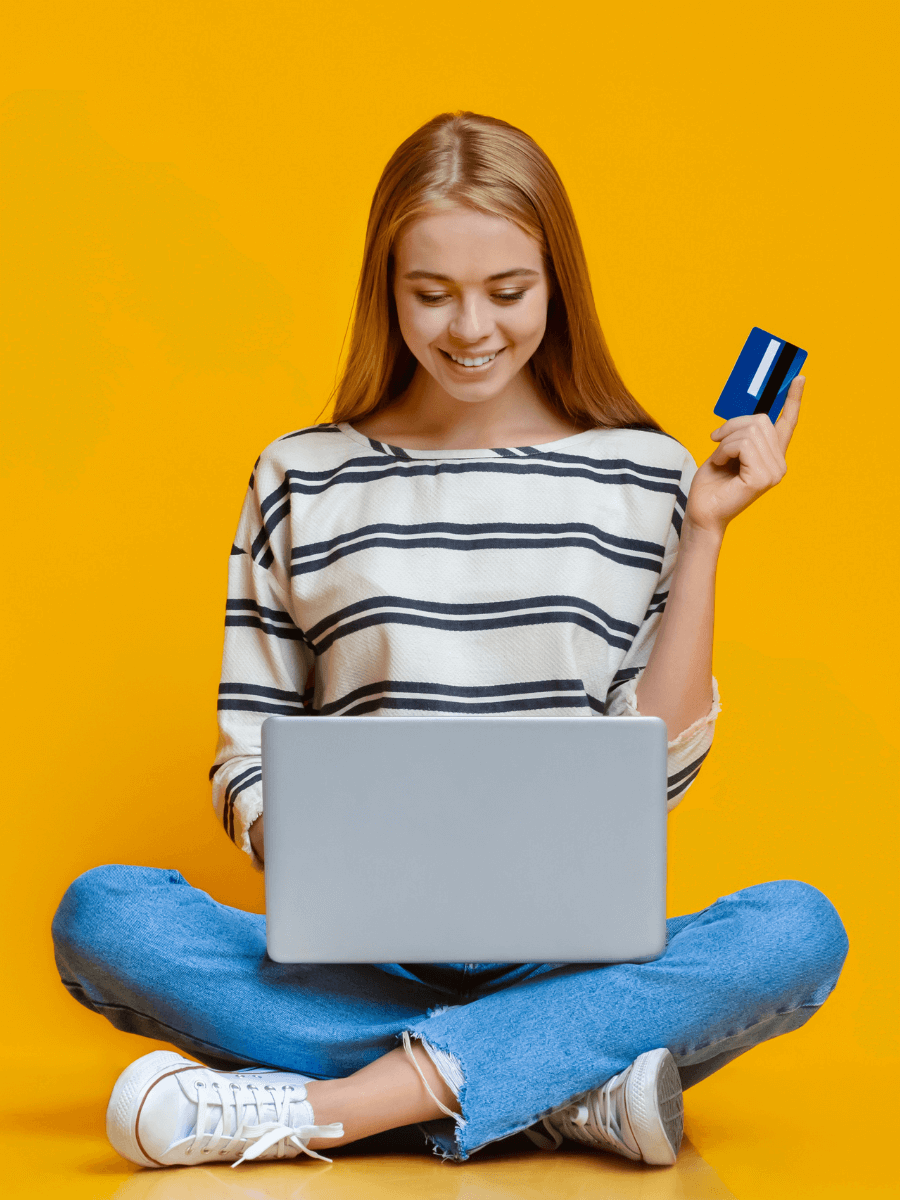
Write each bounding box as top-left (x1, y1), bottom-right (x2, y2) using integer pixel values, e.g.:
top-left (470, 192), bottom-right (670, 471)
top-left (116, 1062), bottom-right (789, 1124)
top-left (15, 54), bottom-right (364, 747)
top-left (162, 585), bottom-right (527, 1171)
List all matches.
top-left (185, 1078), bottom-right (343, 1167)
top-left (524, 1068), bottom-right (634, 1156)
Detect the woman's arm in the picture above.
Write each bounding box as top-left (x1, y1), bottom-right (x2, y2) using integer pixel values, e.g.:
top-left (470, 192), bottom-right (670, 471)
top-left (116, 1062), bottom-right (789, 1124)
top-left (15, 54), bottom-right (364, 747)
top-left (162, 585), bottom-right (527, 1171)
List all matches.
top-left (634, 376), bottom-right (803, 735)
top-left (210, 447), bottom-right (315, 869)
top-left (633, 522), bottom-right (720, 738)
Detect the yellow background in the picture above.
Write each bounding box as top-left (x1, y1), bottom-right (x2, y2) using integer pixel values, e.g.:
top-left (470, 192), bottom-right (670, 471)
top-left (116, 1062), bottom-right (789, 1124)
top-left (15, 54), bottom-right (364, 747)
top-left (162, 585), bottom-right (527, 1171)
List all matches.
top-left (2, 2), bottom-right (897, 1197)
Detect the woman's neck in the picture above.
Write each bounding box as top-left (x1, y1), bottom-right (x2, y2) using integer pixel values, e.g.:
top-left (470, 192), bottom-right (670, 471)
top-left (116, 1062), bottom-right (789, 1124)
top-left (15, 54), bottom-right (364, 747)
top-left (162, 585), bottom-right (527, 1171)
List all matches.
top-left (351, 374), bottom-right (589, 451)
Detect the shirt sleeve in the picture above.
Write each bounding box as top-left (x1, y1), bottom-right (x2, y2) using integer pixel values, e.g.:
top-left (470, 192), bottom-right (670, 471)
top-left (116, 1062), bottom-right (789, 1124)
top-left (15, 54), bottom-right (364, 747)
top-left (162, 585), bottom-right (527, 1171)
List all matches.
top-left (604, 450), bottom-right (722, 811)
top-left (209, 455), bottom-right (315, 867)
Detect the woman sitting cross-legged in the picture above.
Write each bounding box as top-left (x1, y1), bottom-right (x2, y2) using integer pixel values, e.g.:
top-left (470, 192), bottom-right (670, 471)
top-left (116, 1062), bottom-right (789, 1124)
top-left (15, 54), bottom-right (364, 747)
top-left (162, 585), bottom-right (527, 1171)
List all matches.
top-left (52, 109), bottom-right (848, 1171)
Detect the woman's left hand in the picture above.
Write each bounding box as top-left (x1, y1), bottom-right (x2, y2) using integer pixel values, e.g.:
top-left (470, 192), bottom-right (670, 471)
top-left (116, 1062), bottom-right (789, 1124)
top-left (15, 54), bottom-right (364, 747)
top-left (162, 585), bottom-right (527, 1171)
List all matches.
top-left (684, 374), bottom-right (804, 538)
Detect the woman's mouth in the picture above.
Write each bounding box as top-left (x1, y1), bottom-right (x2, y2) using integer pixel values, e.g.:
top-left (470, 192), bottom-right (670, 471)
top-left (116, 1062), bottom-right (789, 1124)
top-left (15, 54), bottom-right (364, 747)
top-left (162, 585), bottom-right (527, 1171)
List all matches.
top-left (440, 348), bottom-right (505, 372)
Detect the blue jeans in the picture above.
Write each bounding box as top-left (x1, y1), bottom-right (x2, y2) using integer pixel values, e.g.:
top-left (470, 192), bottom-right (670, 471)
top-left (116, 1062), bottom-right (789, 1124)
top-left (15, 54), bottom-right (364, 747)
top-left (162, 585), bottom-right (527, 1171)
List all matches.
top-left (51, 865), bottom-right (848, 1162)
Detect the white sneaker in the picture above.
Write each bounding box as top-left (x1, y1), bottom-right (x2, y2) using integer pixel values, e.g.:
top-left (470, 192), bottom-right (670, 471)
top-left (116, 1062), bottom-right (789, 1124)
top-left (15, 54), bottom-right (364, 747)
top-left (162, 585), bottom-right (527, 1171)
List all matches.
top-left (106, 1050), bottom-right (344, 1168)
top-left (525, 1047), bottom-right (683, 1166)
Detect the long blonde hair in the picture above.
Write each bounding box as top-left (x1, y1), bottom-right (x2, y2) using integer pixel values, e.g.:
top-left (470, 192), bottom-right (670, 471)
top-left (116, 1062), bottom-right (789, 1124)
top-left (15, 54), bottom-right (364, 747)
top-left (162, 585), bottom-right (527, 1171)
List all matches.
top-left (328, 111), bottom-right (662, 433)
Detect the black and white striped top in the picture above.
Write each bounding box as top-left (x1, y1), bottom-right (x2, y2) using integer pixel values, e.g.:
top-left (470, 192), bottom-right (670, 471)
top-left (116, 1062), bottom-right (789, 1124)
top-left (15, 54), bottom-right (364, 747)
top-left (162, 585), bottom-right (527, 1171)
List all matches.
top-left (211, 420), bottom-right (721, 863)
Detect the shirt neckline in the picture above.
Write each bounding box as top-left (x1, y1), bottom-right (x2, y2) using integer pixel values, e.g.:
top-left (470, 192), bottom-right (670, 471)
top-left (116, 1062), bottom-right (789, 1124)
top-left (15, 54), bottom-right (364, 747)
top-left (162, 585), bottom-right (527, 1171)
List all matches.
top-left (336, 421), bottom-right (600, 460)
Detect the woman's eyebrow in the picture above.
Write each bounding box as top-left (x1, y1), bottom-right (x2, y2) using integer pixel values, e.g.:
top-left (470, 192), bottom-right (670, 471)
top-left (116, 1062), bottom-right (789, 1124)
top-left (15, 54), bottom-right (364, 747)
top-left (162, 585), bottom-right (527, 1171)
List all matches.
top-left (403, 268), bottom-right (541, 282)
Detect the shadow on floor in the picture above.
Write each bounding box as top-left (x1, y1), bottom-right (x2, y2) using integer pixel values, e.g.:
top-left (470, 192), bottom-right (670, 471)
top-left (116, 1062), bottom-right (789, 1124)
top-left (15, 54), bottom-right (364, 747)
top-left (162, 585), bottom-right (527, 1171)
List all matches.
top-left (103, 1138), bottom-right (736, 1200)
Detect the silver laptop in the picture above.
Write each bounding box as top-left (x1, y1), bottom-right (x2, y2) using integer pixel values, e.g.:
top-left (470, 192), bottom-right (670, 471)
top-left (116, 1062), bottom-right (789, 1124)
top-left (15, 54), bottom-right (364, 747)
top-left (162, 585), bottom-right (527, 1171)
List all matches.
top-left (262, 715), bottom-right (668, 964)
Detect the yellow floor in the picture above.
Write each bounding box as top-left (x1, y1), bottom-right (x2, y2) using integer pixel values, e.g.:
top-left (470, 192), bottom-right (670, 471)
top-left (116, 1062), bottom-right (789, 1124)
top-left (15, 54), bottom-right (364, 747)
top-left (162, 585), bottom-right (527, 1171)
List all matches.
top-left (3, 1033), bottom-right (896, 1199)
top-left (5, 1117), bottom-right (734, 1200)
top-left (5, 1129), bottom-right (736, 1200)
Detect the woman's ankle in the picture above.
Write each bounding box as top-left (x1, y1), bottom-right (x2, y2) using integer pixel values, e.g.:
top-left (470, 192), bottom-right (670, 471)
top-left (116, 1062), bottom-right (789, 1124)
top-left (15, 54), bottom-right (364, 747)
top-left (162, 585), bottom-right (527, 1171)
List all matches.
top-left (302, 1046), bottom-right (460, 1150)
top-left (304, 1080), bottom-right (353, 1147)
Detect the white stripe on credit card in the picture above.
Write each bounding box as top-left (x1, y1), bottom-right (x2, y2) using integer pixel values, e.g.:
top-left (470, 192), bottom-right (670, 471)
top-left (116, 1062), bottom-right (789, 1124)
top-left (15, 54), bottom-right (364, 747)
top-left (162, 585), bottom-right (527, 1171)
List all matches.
top-left (747, 338), bottom-right (782, 397)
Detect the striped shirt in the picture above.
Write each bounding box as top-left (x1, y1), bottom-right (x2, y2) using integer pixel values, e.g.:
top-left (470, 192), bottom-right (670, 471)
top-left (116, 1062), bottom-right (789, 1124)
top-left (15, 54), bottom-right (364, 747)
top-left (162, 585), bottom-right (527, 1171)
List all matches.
top-left (211, 420), bottom-right (721, 864)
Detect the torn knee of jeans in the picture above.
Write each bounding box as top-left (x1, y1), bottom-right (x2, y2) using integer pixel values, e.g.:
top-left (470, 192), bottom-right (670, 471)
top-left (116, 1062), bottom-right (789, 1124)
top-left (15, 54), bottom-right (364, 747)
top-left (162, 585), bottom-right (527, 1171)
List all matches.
top-left (402, 1030), bottom-right (467, 1126)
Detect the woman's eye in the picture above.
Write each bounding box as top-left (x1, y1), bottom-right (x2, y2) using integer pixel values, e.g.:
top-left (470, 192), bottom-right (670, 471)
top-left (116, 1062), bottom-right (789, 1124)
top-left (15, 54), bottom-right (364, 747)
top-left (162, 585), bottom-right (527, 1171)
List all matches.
top-left (416, 291), bottom-right (527, 306)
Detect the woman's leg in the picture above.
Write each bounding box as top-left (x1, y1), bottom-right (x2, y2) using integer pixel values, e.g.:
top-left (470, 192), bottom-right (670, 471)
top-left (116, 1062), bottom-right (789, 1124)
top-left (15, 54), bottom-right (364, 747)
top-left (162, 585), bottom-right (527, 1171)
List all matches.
top-left (379, 879), bottom-right (849, 1161)
top-left (51, 864), bottom-right (463, 1085)
top-left (53, 868), bottom-right (849, 1163)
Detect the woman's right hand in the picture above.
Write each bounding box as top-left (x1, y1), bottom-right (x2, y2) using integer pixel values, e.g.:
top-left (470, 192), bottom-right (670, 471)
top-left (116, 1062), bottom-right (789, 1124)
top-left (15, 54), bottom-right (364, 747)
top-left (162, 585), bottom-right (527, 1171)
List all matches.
top-left (249, 813), bottom-right (265, 865)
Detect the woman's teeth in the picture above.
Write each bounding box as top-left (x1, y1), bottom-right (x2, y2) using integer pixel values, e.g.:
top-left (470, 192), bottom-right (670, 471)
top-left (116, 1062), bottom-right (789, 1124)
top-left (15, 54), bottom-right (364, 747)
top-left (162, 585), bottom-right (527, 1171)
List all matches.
top-left (447, 350), bottom-right (500, 367)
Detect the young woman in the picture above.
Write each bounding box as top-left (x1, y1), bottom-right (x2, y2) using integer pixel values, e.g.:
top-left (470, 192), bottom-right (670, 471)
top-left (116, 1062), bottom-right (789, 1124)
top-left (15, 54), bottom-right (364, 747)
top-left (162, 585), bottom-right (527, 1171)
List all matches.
top-left (52, 111), bottom-right (848, 1172)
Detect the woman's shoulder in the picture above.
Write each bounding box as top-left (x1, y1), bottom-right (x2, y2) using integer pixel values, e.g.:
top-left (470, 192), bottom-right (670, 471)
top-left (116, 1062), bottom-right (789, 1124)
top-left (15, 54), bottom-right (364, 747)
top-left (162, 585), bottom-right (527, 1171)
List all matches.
top-left (251, 422), bottom-right (356, 477)
top-left (573, 424), bottom-right (696, 474)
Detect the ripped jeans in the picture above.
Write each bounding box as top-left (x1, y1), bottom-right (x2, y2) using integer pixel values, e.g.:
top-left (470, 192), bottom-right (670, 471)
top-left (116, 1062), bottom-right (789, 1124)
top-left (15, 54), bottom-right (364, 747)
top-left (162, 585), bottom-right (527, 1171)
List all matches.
top-left (51, 865), bottom-right (848, 1162)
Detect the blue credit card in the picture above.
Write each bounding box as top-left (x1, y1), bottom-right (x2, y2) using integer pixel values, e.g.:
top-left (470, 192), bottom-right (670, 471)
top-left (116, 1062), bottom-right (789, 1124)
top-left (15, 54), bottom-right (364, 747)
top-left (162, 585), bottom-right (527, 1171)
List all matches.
top-left (715, 327), bottom-right (807, 423)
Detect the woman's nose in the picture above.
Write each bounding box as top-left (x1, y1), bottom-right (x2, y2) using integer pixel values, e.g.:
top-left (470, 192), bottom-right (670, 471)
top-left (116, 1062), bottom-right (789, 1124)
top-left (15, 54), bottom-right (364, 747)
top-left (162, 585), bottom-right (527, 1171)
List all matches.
top-left (448, 297), bottom-right (493, 344)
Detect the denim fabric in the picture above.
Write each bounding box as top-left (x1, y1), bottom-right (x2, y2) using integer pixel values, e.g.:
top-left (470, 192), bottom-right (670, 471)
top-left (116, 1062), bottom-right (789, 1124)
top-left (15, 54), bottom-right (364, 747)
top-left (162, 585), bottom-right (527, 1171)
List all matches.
top-left (51, 865), bottom-right (848, 1161)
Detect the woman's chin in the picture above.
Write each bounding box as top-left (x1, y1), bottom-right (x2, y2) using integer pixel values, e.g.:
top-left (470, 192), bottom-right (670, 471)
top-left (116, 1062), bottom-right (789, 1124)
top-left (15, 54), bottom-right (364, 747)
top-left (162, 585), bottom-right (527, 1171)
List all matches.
top-left (439, 367), bottom-right (521, 403)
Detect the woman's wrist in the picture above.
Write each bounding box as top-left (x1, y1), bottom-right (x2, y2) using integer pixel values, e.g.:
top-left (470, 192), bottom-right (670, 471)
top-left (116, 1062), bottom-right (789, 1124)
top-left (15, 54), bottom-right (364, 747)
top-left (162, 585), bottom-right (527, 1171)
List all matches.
top-left (680, 516), bottom-right (726, 555)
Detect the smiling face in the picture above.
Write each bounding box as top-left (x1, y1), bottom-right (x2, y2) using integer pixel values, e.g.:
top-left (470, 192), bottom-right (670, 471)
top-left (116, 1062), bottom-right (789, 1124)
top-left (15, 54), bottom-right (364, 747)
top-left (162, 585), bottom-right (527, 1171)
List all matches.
top-left (391, 205), bottom-right (552, 411)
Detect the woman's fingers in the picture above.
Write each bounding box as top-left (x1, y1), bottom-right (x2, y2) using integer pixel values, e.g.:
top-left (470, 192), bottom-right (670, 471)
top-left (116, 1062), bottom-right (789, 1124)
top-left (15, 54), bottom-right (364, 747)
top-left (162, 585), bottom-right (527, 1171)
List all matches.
top-left (773, 375), bottom-right (804, 454)
top-left (711, 376), bottom-right (804, 450)
top-left (709, 425), bottom-right (784, 488)
top-left (695, 375), bottom-right (803, 531)
top-left (711, 415), bottom-right (760, 440)
top-left (742, 419), bottom-right (785, 480)
top-left (711, 412), bottom-right (779, 442)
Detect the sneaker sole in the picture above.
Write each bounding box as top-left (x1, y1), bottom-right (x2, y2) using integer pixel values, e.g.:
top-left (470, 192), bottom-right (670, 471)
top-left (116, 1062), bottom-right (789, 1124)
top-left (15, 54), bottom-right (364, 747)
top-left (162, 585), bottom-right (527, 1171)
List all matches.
top-left (623, 1048), bottom-right (684, 1166)
top-left (106, 1050), bottom-right (195, 1168)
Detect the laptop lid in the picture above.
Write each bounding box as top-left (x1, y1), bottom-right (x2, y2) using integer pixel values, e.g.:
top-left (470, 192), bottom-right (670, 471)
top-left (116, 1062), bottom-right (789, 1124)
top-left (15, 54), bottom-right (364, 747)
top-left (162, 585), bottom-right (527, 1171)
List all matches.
top-left (262, 715), bottom-right (668, 964)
